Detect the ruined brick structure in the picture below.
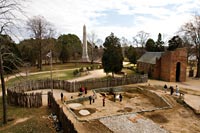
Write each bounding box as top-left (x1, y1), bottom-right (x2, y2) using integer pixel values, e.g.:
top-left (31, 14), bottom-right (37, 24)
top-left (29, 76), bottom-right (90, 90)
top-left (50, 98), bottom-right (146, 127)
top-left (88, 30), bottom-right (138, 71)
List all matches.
top-left (137, 48), bottom-right (187, 82)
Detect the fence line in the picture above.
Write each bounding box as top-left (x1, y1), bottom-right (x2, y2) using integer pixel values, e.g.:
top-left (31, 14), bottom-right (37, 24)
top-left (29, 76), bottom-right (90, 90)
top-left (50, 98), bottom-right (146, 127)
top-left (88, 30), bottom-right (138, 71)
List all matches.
top-left (9, 74), bottom-right (148, 92)
top-left (7, 74), bottom-right (148, 107)
top-left (48, 92), bottom-right (78, 133)
top-left (7, 89), bottom-right (42, 108)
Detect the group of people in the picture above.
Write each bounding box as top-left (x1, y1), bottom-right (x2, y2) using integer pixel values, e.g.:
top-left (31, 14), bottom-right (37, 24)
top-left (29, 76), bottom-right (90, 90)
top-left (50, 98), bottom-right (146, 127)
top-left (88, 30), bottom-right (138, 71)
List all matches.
top-left (113, 93), bottom-right (123, 102)
top-left (61, 86), bottom-right (124, 107)
top-left (78, 86), bottom-right (87, 96)
top-left (103, 93), bottom-right (123, 107)
top-left (89, 95), bottom-right (96, 104)
top-left (164, 84), bottom-right (179, 96)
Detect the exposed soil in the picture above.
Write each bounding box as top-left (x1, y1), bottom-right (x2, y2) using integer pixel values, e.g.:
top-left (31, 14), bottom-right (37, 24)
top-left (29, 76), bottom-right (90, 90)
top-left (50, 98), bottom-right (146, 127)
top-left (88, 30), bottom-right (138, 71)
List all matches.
top-left (145, 114), bottom-right (169, 123)
top-left (140, 86), bottom-right (200, 133)
top-left (64, 85), bottom-right (200, 133)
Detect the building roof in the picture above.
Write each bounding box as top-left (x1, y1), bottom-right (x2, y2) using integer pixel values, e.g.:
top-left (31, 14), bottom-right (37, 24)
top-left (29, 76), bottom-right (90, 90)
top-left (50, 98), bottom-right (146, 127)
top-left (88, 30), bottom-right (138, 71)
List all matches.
top-left (137, 52), bottom-right (164, 64)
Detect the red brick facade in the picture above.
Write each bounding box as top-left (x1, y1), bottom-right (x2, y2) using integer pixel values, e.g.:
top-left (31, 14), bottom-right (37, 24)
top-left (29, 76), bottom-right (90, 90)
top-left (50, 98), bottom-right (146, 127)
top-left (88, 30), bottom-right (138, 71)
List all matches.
top-left (137, 48), bottom-right (187, 82)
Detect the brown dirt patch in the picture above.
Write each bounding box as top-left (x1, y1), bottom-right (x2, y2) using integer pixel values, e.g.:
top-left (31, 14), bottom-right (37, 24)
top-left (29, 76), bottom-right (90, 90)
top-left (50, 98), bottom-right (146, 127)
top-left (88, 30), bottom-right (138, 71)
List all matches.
top-left (82, 120), bottom-right (112, 133)
top-left (145, 114), bottom-right (169, 123)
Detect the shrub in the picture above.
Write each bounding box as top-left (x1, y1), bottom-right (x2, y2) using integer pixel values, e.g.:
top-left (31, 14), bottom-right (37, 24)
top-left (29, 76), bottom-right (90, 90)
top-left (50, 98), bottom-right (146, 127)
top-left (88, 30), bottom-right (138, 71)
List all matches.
top-left (73, 69), bottom-right (79, 76)
top-left (79, 67), bottom-right (84, 72)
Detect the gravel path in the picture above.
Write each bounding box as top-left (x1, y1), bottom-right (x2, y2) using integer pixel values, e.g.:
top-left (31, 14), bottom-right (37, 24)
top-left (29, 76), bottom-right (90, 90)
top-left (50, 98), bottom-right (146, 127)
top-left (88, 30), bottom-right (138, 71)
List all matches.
top-left (99, 113), bottom-right (168, 133)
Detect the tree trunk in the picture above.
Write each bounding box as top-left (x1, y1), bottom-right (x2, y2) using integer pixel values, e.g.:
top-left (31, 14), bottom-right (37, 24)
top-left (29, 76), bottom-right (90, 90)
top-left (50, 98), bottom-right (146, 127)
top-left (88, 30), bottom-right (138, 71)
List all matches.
top-left (196, 57), bottom-right (200, 78)
top-left (39, 40), bottom-right (42, 71)
top-left (0, 53), bottom-right (7, 124)
top-left (112, 72), bottom-right (114, 78)
top-left (196, 44), bottom-right (200, 78)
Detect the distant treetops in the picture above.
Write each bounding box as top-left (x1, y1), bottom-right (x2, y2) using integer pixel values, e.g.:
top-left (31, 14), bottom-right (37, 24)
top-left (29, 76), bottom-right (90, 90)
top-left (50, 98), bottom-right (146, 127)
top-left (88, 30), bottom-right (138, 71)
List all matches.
top-left (145, 33), bottom-right (184, 52)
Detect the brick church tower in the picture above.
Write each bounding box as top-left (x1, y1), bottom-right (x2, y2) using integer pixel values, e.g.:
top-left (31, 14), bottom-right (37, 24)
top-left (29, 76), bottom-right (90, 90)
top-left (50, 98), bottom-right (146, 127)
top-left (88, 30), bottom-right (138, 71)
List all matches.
top-left (160, 48), bottom-right (187, 82)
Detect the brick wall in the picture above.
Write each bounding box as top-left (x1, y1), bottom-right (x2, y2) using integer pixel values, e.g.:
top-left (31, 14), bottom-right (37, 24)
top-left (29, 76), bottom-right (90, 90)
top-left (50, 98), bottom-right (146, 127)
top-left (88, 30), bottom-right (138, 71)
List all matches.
top-left (137, 48), bottom-right (187, 82)
top-left (160, 48), bottom-right (187, 82)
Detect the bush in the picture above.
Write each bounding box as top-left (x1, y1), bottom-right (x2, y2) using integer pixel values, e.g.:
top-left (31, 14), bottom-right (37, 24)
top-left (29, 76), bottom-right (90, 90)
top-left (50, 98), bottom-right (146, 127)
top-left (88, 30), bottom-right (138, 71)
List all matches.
top-left (73, 69), bottom-right (79, 76)
top-left (79, 67), bottom-right (84, 72)
top-left (90, 66), bottom-right (94, 70)
top-left (86, 66), bottom-right (90, 71)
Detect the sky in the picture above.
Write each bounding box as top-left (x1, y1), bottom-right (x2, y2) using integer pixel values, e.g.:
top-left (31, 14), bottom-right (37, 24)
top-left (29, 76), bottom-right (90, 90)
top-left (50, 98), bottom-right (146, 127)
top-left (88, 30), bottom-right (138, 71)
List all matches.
top-left (18, 0), bottom-right (200, 45)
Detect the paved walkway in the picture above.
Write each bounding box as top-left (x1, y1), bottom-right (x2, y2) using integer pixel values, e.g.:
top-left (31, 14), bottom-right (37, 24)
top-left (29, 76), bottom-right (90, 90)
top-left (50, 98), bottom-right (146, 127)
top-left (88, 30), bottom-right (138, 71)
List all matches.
top-left (99, 113), bottom-right (168, 133)
top-left (68, 69), bottom-right (106, 82)
top-left (184, 94), bottom-right (200, 113)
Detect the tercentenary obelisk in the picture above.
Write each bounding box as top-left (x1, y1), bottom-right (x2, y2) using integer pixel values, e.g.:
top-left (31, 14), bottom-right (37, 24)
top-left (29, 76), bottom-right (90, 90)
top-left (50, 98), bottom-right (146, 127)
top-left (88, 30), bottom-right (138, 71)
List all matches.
top-left (82, 25), bottom-right (90, 62)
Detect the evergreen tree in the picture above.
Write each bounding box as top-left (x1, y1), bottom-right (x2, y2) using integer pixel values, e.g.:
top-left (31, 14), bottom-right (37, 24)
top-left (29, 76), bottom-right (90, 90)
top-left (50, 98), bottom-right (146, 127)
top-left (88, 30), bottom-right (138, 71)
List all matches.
top-left (57, 34), bottom-right (82, 60)
top-left (145, 33), bottom-right (165, 52)
top-left (155, 33), bottom-right (165, 52)
top-left (145, 38), bottom-right (156, 52)
top-left (59, 45), bottom-right (69, 63)
top-left (126, 46), bottom-right (137, 64)
top-left (167, 35), bottom-right (183, 51)
top-left (102, 33), bottom-right (123, 77)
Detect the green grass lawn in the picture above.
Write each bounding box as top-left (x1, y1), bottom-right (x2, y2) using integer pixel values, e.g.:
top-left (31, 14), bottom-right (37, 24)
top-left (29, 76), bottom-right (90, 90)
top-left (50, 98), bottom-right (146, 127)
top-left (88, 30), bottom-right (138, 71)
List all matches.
top-left (5, 69), bottom-right (75, 87)
top-left (20, 62), bottom-right (100, 72)
top-left (4, 63), bottom-right (100, 87)
top-left (0, 97), bottom-right (54, 132)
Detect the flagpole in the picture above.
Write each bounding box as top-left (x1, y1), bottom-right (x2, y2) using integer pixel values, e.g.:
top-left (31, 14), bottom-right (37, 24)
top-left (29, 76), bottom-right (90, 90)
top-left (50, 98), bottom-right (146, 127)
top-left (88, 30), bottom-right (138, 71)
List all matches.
top-left (50, 50), bottom-right (53, 94)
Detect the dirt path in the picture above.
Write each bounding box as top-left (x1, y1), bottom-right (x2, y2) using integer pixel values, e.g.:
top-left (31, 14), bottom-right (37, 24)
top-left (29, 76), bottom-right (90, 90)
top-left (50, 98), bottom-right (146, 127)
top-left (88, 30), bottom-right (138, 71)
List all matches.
top-left (146, 78), bottom-right (200, 92)
top-left (68, 69), bottom-right (106, 82)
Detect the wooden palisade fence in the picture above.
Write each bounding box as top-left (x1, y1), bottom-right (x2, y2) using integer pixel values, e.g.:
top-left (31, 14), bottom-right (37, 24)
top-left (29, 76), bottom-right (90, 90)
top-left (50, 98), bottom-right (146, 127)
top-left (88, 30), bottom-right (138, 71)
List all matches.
top-left (48, 92), bottom-right (78, 133)
top-left (7, 74), bottom-right (148, 108)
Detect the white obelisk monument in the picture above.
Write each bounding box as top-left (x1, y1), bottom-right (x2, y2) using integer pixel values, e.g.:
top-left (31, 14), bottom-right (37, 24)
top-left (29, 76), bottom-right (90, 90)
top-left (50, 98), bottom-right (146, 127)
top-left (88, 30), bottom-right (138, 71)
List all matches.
top-left (82, 25), bottom-right (90, 62)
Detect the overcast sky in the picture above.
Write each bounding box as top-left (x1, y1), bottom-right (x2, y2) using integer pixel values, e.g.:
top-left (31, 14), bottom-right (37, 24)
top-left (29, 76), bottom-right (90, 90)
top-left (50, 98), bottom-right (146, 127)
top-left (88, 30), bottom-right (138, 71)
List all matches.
top-left (19, 0), bottom-right (200, 44)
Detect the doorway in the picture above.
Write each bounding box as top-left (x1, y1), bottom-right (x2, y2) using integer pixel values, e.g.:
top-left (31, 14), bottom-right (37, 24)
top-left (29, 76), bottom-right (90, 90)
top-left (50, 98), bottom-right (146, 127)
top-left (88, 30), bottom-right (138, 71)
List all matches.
top-left (176, 62), bottom-right (181, 82)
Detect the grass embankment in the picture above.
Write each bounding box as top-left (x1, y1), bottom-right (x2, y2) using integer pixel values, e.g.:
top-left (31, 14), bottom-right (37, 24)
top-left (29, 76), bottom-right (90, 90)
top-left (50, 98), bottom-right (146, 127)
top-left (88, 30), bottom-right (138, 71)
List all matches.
top-left (0, 97), bottom-right (54, 133)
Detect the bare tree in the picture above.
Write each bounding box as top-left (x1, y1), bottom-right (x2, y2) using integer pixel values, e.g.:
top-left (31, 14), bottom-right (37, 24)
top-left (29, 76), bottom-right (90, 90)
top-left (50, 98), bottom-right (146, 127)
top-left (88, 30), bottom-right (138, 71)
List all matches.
top-left (180, 14), bottom-right (200, 78)
top-left (121, 36), bottom-right (129, 58)
top-left (0, 0), bottom-right (25, 124)
top-left (133, 31), bottom-right (149, 48)
top-left (87, 31), bottom-right (101, 63)
top-left (27, 16), bottom-right (55, 70)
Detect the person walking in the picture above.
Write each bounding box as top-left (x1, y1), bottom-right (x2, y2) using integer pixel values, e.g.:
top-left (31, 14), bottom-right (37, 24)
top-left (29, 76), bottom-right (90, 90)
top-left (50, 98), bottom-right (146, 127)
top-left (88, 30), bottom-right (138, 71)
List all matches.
top-left (170, 86), bottom-right (174, 95)
top-left (119, 94), bottom-right (122, 102)
top-left (176, 85), bottom-right (179, 96)
top-left (92, 94), bottom-right (95, 103)
top-left (89, 96), bottom-right (92, 104)
top-left (103, 96), bottom-right (105, 106)
top-left (113, 93), bottom-right (116, 102)
top-left (164, 84), bottom-right (168, 93)
top-left (85, 87), bottom-right (87, 94)
top-left (61, 92), bottom-right (64, 101)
